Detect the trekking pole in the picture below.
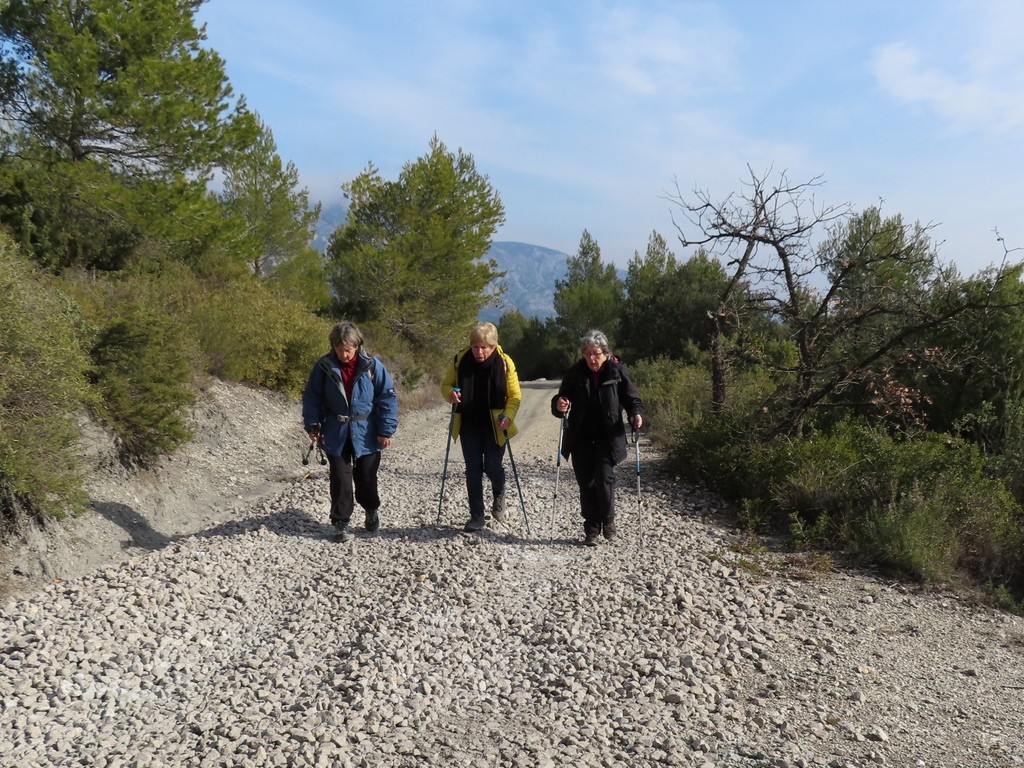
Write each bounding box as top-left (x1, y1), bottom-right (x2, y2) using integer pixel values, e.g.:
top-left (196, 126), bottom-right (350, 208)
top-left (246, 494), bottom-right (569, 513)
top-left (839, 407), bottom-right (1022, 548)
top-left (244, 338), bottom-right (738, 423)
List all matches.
top-left (551, 404), bottom-right (570, 544)
top-left (632, 426), bottom-right (643, 548)
top-left (437, 389), bottom-right (459, 524)
top-left (500, 414), bottom-right (532, 538)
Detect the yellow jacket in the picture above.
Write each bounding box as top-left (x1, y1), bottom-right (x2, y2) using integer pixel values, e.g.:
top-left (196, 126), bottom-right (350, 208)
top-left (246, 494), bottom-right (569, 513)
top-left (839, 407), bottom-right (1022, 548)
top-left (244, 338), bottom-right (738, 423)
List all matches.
top-left (440, 345), bottom-right (521, 446)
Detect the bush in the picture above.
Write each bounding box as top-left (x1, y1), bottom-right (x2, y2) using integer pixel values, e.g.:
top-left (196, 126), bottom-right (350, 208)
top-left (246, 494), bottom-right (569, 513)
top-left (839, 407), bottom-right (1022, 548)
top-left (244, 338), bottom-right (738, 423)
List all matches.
top-left (661, 361), bottom-right (1024, 597)
top-left (60, 265), bottom-right (201, 466)
top-left (848, 450), bottom-right (1023, 590)
top-left (666, 365), bottom-right (781, 500)
top-left (187, 279), bottom-right (330, 396)
top-left (853, 490), bottom-right (959, 582)
top-left (628, 357), bottom-right (710, 447)
top-left (0, 236), bottom-right (91, 530)
top-left (692, 413), bottom-right (1024, 594)
top-left (989, 397), bottom-right (1024, 505)
top-left (88, 313), bottom-right (195, 466)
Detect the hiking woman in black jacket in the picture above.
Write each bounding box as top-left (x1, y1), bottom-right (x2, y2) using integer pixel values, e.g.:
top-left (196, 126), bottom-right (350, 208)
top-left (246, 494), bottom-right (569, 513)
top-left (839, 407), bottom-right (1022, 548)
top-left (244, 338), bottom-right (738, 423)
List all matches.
top-left (551, 329), bottom-right (643, 546)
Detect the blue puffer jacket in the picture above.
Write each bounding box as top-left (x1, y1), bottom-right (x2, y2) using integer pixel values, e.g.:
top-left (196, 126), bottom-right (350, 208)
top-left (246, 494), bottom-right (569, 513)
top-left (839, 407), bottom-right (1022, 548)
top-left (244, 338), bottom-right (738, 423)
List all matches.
top-left (301, 351), bottom-right (398, 458)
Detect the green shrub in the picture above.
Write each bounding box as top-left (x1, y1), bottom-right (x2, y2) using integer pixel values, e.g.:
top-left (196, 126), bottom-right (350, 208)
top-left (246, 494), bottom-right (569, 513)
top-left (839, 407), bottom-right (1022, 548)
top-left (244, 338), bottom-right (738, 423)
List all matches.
top-left (0, 236), bottom-right (91, 530)
top-left (88, 313), bottom-right (195, 466)
top-left (629, 357), bottom-right (710, 447)
top-left (851, 490), bottom-right (959, 582)
top-left (990, 397), bottom-right (1024, 505)
top-left (666, 377), bottom-right (1024, 596)
top-left (187, 279), bottom-right (329, 396)
top-left (666, 365), bottom-right (781, 503)
top-left (60, 266), bottom-right (201, 466)
top-left (849, 465), bottom-right (1023, 588)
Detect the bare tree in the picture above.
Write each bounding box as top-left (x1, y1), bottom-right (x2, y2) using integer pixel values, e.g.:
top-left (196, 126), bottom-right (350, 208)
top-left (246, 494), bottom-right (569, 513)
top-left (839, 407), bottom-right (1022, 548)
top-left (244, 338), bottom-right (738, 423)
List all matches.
top-left (666, 166), bottom-right (1013, 438)
top-left (667, 168), bottom-right (847, 421)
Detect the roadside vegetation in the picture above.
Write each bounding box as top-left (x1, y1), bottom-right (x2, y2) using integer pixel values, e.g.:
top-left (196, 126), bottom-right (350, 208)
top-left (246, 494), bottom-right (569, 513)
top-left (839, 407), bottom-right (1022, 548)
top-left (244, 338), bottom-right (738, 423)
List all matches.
top-left (1, 1), bottom-right (1022, 607)
top-left (500, 174), bottom-right (1024, 608)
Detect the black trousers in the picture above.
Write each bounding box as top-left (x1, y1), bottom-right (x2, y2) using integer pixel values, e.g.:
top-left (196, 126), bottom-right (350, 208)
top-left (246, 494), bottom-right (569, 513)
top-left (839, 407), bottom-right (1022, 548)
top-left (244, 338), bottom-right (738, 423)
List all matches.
top-left (569, 438), bottom-right (616, 531)
top-left (458, 421), bottom-right (506, 518)
top-left (327, 442), bottom-right (381, 526)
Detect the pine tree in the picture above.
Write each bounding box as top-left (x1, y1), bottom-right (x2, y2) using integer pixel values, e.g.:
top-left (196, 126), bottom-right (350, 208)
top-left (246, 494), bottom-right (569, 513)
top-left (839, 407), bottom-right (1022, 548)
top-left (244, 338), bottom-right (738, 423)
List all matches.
top-left (0, 0), bottom-right (256, 270)
top-left (552, 229), bottom-right (623, 345)
top-left (327, 135), bottom-right (505, 354)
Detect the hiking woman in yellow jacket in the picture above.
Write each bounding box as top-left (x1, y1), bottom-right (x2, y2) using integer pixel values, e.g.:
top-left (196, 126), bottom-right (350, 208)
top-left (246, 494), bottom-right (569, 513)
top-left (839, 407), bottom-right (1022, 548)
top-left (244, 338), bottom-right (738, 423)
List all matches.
top-left (441, 322), bottom-right (521, 532)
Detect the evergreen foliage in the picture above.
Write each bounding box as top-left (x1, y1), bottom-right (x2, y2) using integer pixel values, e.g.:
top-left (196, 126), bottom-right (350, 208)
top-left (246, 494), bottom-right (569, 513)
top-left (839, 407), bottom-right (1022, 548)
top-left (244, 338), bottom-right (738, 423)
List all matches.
top-left (0, 0), bottom-right (257, 272)
top-left (188, 278), bottom-right (329, 396)
top-left (620, 233), bottom-right (727, 362)
top-left (88, 314), bottom-right (195, 467)
top-left (552, 229), bottom-right (623, 344)
top-left (219, 115), bottom-right (322, 279)
top-left (327, 135), bottom-right (505, 360)
top-left (0, 235), bottom-right (90, 531)
top-left (61, 264), bottom-right (199, 466)
top-left (497, 310), bottom-right (572, 380)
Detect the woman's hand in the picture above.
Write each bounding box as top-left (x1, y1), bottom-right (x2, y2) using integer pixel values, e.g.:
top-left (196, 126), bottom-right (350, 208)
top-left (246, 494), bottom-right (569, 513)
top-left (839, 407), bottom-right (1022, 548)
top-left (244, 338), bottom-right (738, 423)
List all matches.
top-left (630, 414), bottom-right (643, 430)
top-left (556, 397), bottom-right (569, 414)
top-left (497, 414), bottom-right (511, 431)
top-left (448, 389), bottom-right (462, 405)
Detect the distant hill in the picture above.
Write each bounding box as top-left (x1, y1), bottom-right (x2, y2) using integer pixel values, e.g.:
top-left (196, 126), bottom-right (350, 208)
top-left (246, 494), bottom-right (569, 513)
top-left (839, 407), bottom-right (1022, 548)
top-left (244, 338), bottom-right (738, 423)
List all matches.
top-left (310, 202), bottom-right (567, 321)
top-left (312, 203), bottom-right (347, 252)
top-left (481, 241), bottom-right (568, 321)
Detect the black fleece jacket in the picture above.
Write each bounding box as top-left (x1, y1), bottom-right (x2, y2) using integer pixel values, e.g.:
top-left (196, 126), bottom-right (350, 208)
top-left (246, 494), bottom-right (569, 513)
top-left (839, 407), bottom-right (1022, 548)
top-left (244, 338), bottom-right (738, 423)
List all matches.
top-left (550, 355), bottom-right (643, 465)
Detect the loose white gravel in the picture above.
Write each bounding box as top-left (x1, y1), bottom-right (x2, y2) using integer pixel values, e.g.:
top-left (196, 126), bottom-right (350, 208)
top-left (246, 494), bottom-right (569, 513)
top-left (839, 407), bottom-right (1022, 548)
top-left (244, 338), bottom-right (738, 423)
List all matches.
top-left (1, 380), bottom-right (1023, 767)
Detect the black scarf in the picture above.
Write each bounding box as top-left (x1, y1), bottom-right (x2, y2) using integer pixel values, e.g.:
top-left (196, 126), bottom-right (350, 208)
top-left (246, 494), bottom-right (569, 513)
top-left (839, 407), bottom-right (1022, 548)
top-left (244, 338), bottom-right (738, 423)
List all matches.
top-left (457, 349), bottom-right (507, 420)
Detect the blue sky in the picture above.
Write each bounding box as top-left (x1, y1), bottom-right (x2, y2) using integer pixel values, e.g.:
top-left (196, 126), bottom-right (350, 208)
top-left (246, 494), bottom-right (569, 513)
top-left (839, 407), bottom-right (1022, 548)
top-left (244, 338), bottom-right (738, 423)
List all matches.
top-left (197, 0), bottom-right (1024, 273)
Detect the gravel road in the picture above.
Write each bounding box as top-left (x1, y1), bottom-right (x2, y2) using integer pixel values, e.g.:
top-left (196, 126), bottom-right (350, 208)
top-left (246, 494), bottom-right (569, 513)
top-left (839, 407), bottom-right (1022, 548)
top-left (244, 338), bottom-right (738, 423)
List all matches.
top-left (1, 379), bottom-right (1023, 767)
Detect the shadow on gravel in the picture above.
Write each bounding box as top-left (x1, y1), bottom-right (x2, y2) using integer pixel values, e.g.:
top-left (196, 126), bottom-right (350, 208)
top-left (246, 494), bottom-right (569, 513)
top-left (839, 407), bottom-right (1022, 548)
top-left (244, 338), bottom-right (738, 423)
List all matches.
top-left (93, 500), bottom-right (595, 555)
top-left (93, 502), bottom-right (173, 551)
top-left (191, 507), bottom-right (329, 540)
top-left (189, 506), bottom-right (559, 549)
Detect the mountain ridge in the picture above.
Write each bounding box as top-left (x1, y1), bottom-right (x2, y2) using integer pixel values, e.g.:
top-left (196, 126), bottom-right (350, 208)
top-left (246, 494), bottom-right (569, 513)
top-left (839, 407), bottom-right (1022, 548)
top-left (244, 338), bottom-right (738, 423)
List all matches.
top-left (313, 205), bottom-right (568, 320)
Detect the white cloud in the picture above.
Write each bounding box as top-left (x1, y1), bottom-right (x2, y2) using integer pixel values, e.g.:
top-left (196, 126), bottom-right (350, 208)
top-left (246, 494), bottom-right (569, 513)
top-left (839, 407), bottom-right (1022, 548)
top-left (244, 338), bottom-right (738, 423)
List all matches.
top-left (870, 2), bottom-right (1024, 134)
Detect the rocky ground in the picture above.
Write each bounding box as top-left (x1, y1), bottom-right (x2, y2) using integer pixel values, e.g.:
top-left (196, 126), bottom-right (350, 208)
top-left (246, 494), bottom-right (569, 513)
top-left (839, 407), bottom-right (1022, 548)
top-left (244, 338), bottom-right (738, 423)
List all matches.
top-left (1, 379), bottom-right (1023, 767)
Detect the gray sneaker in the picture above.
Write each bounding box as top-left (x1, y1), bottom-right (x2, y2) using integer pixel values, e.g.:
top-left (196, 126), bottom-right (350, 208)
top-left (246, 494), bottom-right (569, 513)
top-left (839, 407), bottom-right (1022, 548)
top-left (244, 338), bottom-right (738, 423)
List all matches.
top-left (463, 515), bottom-right (486, 532)
top-left (491, 494), bottom-right (507, 522)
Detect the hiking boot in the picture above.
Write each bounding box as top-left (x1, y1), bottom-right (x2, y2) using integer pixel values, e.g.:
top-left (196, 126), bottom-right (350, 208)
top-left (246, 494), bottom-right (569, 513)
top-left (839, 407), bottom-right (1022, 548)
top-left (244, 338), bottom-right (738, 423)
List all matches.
top-left (365, 509), bottom-right (380, 533)
top-left (491, 494), bottom-right (506, 522)
top-left (602, 518), bottom-right (617, 541)
top-left (583, 525), bottom-right (600, 547)
top-left (333, 523), bottom-right (352, 543)
top-left (463, 515), bottom-right (486, 532)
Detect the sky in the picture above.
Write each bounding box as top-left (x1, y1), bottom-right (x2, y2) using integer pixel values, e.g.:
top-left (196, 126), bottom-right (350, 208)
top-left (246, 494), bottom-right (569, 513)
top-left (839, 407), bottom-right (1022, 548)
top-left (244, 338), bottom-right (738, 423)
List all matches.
top-left (196, 0), bottom-right (1024, 273)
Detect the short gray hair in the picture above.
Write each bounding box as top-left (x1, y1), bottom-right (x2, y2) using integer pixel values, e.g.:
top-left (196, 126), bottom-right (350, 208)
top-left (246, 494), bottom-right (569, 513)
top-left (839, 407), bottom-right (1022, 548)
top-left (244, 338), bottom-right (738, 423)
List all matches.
top-left (329, 321), bottom-right (364, 350)
top-left (580, 329), bottom-right (610, 355)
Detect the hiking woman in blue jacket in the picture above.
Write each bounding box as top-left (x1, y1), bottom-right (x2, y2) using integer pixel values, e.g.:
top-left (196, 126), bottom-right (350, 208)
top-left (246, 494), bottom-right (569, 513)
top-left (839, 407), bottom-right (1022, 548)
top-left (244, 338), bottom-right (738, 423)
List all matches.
top-left (303, 321), bottom-right (398, 542)
top-left (552, 329), bottom-right (643, 546)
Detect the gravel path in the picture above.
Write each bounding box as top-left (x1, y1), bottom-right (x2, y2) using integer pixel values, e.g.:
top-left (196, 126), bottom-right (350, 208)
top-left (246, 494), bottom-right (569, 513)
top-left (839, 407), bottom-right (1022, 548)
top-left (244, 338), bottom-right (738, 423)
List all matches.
top-left (1, 380), bottom-right (1023, 767)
